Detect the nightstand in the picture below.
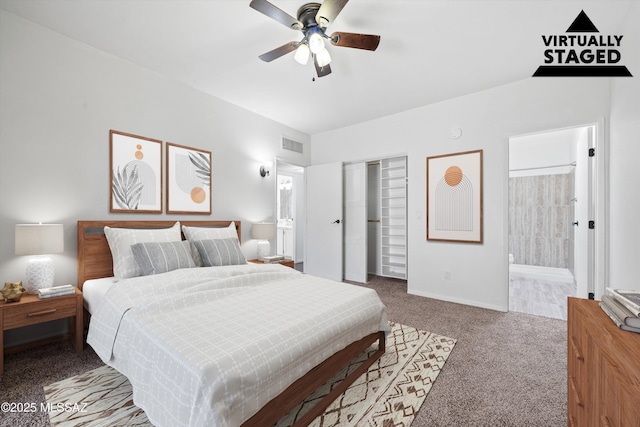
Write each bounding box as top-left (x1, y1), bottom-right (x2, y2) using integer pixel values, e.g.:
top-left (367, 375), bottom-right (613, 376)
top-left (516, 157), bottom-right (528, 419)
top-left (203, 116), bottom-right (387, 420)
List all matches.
top-left (249, 258), bottom-right (295, 269)
top-left (0, 287), bottom-right (83, 375)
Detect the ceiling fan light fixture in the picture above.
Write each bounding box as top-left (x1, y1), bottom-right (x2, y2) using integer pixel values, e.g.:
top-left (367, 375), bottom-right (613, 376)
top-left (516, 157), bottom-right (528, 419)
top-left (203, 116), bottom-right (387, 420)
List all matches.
top-left (250, 0), bottom-right (382, 78)
top-left (294, 43), bottom-right (310, 65)
top-left (315, 47), bottom-right (332, 67)
top-left (308, 32), bottom-right (325, 54)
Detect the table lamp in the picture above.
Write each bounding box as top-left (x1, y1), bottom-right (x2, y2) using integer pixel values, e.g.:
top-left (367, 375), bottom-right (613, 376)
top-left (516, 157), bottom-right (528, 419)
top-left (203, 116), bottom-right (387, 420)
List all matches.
top-left (15, 223), bottom-right (64, 293)
top-left (251, 223), bottom-right (276, 261)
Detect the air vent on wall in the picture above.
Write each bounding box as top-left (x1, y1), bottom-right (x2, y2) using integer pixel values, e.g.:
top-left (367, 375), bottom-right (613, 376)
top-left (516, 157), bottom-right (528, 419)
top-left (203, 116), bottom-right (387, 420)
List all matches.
top-left (282, 137), bottom-right (304, 154)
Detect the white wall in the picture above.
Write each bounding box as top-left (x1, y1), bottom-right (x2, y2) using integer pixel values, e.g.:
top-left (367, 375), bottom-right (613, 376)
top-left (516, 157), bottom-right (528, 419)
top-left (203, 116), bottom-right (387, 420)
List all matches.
top-left (311, 77), bottom-right (611, 311)
top-left (509, 128), bottom-right (581, 177)
top-left (0, 11), bottom-right (310, 345)
top-left (609, 1), bottom-right (640, 291)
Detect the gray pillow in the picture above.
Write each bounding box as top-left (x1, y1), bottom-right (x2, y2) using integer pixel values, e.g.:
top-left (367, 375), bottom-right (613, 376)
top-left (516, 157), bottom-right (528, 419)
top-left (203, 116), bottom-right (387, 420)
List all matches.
top-left (131, 240), bottom-right (196, 276)
top-left (193, 238), bottom-right (247, 267)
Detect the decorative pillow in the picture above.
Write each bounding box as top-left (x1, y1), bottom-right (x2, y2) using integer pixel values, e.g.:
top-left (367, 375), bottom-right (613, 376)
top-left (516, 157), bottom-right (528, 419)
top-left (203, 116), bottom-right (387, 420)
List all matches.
top-left (181, 222), bottom-right (238, 241)
top-left (104, 222), bottom-right (181, 280)
top-left (131, 240), bottom-right (195, 276)
top-left (182, 222), bottom-right (238, 266)
top-left (193, 238), bottom-right (247, 267)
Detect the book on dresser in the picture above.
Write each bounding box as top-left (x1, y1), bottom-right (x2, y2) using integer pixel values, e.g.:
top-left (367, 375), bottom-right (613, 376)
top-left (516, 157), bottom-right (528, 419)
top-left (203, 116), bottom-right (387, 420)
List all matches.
top-left (601, 295), bottom-right (640, 328)
top-left (605, 287), bottom-right (640, 316)
top-left (599, 297), bottom-right (640, 334)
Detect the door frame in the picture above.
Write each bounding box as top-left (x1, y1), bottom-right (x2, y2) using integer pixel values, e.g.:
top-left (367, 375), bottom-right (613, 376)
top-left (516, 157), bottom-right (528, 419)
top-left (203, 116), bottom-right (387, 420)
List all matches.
top-left (506, 118), bottom-right (608, 301)
top-left (274, 158), bottom-right (306, 264)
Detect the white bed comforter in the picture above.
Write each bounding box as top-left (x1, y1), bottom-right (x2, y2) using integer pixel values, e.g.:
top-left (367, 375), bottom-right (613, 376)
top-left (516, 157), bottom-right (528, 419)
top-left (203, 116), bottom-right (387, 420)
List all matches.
top-left (87, 263), bottom-right (388, 427)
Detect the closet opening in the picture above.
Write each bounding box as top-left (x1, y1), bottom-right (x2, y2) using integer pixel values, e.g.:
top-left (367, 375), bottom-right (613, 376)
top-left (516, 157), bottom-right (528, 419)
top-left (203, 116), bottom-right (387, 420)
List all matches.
top-left (344, 156), bottom-right (407, 284)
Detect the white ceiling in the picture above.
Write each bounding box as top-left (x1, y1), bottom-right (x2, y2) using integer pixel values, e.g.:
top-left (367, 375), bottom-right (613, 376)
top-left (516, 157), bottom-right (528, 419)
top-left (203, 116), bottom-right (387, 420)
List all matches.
top-left (0, 0), bottom-right (634, 134)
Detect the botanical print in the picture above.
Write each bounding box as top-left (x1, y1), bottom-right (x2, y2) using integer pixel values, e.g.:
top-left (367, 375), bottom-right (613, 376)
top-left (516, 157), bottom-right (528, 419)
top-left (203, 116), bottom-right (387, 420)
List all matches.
top-left (166, 143), bottom-right (211, 214)
top-left (427, 150), bottom-right (483, 243)
top-left (110, 130), bottom-right (162, 213)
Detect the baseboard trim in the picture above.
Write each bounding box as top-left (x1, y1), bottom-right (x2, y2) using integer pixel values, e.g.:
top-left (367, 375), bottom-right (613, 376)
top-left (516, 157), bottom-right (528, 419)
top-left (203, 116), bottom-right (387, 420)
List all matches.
top-left (407, 289), bottom-right (508, 312)
top-left (509, 264), bottom-right (574, 283)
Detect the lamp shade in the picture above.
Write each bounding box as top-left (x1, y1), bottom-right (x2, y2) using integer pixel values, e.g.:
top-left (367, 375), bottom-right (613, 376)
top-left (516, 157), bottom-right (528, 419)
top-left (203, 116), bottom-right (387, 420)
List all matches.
top-left (294, 43), bottom-right (310, 65)
top-left (15, 224), bottom-right (64, 255)
top-left (315, 47), bottom-right (332, 67)
top-left (251, 223), bottom-right (276, 240)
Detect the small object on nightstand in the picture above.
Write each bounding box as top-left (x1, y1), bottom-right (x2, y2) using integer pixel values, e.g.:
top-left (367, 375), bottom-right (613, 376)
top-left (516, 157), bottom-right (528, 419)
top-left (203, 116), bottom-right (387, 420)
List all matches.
top-left (1, 281), bottom-right (26, 303)
top-left (37, 284), bottom-right (75, 299)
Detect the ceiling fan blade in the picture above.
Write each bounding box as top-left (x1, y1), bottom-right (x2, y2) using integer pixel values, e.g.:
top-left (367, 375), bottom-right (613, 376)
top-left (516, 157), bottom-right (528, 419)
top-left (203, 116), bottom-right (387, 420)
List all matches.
top-left (330, 32), bottom-right (381, 51)
top-left (316, 0), bottom-right (349, 27)
top-left (314, 55), bottom-right (332, 78)
top-left (258, 42), bottom-right (298, 62)
top-left (250, 0), bottom-right (302, 30)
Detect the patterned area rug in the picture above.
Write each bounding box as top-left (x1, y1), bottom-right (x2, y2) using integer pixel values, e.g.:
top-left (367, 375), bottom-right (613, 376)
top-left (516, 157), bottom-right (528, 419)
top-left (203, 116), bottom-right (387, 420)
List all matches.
top-left (44, 322), bottom-right (455, 427)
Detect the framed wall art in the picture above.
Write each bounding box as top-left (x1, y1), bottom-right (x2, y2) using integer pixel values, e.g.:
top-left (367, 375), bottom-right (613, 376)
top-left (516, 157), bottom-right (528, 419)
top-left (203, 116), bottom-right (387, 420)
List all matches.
top-left (426, 149), bottom-right (483, 243)
top-left (166, 142), bottom-right (212, 214)
top-left (110, 130), bottom-right (162, 213)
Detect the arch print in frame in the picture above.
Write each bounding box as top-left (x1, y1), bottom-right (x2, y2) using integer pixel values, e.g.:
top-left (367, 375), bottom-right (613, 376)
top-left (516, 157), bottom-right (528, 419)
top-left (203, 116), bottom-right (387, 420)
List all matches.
top-left (110, 130), bottom-right (162, 213)
top-left (166, 142), bottom-right (212, 214)
top-left (426, 149), bottom-right (483, 243)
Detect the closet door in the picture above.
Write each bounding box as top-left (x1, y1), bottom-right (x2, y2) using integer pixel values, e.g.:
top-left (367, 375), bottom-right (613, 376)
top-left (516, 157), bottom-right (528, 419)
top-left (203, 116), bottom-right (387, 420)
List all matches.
top-left (380, 157), bottom-right (407, 279)
top-left (344, 163), bottom-right (368, 283)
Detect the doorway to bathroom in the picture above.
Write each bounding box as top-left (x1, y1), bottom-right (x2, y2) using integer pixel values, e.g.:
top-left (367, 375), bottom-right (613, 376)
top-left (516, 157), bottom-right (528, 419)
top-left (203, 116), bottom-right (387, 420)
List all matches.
top-left (275, 159), bottom-right (305, 271)
top-left (508, 124), bottom-right (597, 320)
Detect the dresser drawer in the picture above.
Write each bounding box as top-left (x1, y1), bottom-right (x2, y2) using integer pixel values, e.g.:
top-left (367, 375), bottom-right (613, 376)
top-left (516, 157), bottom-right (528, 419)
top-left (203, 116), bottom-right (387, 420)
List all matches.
top-left (2, 295), bottom-right (78, 330)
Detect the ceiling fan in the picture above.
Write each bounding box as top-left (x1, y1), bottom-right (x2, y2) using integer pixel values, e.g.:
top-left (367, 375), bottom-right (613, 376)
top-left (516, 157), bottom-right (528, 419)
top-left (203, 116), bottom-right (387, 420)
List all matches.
top-left (249, 0), bottom-right (381, 78)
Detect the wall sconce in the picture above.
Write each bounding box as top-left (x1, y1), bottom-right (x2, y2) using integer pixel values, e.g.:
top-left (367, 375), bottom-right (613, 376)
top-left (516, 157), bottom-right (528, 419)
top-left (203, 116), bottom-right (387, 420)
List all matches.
top-left (251, 222), bottom-right (276, 260)
top-left (15, 223), bottom-right (64, 293)
top-left (260, 165), bottom-right (270, 177)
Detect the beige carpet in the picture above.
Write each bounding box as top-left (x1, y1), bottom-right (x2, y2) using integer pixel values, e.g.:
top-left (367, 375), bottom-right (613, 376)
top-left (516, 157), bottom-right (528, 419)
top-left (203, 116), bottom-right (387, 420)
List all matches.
top-left (44, 322), bottom-right (455, 427)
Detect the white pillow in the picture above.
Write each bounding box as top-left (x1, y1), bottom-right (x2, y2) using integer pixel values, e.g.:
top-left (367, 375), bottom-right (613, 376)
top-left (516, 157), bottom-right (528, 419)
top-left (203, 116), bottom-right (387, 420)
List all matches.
top-left (181, 222), bottom-right (238, 241)
top-left (182, 222), bottom-right (238, 266)
top-left (104, 222), bottom-right (181, 280)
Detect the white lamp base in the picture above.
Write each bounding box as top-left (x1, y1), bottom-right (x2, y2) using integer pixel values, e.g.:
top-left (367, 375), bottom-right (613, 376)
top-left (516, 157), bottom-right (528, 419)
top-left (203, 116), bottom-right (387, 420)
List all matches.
top-left (257, 240), bottom-right (271, 261)
top-left (25, 256), bottom-right (55, 294)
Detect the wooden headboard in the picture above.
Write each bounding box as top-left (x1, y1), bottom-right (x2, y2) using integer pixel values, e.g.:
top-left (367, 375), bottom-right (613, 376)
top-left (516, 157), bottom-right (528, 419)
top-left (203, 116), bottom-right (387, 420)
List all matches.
top-left (77, 220), bottom-right (241, 289)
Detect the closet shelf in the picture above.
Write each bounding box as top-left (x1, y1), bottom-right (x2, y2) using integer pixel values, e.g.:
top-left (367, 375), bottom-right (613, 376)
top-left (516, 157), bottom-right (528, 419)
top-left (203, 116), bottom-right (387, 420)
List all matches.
top-left (380, 156), bottom-right (407, 280)
top-left (382, 261), bottom-right (406, 268)
top-left (382, 242), bottom-right (406, 247)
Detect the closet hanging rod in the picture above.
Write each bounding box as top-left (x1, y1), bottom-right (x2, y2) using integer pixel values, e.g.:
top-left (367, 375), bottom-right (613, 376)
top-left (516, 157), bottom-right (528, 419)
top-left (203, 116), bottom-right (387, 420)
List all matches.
top-left (509, 161), bottom-right (576, 172)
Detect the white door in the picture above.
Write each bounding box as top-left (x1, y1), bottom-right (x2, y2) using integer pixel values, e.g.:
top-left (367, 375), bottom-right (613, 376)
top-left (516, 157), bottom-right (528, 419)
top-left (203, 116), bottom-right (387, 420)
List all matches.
top-left (574, 126), bottom-right (590, 299)
top-left (344, 163), bottom-right (368, 283)
top-left (305, 162), bottom-right (343, 281)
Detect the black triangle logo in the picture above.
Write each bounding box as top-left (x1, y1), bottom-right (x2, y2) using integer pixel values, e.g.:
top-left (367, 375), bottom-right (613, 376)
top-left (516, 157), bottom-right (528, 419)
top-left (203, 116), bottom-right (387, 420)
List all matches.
top-left (567, 10), bottom-right (599, 33)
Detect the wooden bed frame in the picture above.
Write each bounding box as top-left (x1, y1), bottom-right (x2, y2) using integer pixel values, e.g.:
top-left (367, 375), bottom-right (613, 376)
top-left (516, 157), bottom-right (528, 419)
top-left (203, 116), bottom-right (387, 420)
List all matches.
top-left (77, 220), bottom-right (385, 427)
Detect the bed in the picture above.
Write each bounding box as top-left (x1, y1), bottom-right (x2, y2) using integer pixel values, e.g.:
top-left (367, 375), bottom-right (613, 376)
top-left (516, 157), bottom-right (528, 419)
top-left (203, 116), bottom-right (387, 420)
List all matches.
top-left (77, 220), bottom-right (388, 427)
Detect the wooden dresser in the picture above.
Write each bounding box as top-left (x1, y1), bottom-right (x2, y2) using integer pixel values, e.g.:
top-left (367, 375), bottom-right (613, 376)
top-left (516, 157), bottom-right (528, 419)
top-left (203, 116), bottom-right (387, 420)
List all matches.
top-left (567, 297), bottom-right (640, 426)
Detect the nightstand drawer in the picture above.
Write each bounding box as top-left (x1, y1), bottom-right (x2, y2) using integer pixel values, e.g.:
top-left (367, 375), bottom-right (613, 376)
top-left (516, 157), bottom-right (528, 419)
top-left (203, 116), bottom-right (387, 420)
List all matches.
top-left (3, 296), bottom-right (77, 330)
